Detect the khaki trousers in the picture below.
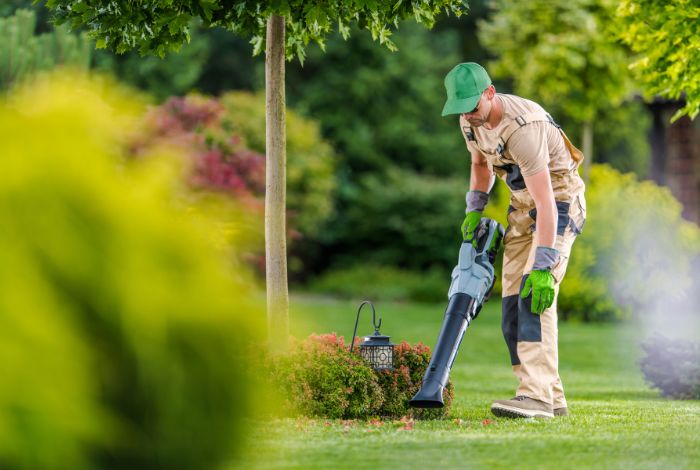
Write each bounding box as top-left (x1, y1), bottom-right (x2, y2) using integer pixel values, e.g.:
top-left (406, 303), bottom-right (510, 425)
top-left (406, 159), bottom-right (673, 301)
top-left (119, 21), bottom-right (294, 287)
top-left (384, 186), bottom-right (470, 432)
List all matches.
top-left (500, 193), bottom-right (586, 407)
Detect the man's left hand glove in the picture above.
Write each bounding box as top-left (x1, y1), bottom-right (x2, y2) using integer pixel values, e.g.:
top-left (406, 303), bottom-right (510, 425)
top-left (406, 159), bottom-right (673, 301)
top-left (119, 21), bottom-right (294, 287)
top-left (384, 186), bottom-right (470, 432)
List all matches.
top-left (520, 269), bottom-right (555, 314)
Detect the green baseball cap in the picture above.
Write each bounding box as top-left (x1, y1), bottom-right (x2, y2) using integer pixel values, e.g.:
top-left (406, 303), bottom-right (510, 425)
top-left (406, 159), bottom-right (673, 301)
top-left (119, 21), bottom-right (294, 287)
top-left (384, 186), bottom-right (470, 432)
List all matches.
top-left (441, 62), bottom-right (492, 117)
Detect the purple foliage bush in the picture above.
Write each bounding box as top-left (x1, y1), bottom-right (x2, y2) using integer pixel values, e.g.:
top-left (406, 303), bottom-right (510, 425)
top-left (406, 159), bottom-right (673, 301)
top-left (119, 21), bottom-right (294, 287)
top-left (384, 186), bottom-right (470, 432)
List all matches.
top-left (640, 335), bottom-right (700, 399)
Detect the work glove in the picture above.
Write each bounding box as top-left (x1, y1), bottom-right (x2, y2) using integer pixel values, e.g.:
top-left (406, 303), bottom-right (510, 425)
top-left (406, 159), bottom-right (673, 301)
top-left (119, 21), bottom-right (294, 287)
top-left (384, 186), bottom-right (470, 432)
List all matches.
top-left (520, 270), bottom-right (555, 314)
top-left (462, 190), bottom-right (489, 245)
top-left (461, 210), bottom-right (482, 245)
top-left (520, 246), bottom-right (559, 314)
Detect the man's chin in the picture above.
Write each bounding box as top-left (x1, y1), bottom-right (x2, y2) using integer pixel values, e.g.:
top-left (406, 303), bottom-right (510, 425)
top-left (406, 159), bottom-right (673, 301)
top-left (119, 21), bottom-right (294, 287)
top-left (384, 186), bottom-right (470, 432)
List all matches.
top-left (468, 120), bottom-right (485, 127)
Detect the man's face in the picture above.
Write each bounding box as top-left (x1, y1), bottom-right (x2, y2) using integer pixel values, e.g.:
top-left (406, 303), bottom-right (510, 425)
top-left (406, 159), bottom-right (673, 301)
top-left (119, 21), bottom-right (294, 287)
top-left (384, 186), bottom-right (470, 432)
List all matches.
top-left (461, 90), bottom-right (490, 127)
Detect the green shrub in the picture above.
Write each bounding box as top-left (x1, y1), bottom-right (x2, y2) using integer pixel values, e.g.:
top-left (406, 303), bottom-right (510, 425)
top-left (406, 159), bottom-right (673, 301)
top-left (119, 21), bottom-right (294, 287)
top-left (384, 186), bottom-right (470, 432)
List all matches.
top-left (640, 335), bottom-right (700, 399)
top-left (269, 333), bottom-right (384, 419)
top-left (323, 168), bottom-right (468, 271)
top-left (268, 333), bottom-right (452, 419)
top-left (0, 73), bottom-right (262, 469)
top-left (308, 264), bottom-right (449, 303)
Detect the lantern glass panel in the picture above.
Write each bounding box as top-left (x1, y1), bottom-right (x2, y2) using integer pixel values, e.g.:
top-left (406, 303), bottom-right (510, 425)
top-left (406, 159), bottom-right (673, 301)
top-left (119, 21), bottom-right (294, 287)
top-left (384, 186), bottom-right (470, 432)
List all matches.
top-left (360, 343), bottom-right (394, 370)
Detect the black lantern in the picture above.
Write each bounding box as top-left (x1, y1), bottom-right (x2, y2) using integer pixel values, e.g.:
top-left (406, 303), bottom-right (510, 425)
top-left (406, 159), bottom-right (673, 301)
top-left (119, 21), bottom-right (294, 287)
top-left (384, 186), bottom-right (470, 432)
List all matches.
top-left (350, 301), bottom-right (395, 371)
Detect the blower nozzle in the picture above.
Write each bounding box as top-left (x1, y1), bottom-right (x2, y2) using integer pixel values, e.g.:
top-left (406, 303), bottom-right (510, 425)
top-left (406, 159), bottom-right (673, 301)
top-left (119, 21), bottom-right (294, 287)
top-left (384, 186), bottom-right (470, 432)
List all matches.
top-left (409, 218), bottom-right (503, 408)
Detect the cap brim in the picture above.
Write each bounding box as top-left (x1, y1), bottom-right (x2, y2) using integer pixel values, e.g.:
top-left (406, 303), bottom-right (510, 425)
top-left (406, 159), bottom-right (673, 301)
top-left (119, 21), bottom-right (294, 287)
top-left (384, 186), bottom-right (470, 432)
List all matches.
top-left (441, 95), bottom-right (481, 117)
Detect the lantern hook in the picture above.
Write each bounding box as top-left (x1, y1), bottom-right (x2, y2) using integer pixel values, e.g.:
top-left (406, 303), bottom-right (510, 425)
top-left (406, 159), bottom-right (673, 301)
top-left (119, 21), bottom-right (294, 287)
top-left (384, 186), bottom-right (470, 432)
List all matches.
top-left (350, 300), bottom-right (379, 353)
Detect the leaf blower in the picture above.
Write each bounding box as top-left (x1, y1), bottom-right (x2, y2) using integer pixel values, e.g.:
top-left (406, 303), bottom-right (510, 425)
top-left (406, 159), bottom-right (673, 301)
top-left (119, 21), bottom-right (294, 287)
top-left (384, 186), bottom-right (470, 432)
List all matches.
top-left (409, 218), bottom-right (504, 408)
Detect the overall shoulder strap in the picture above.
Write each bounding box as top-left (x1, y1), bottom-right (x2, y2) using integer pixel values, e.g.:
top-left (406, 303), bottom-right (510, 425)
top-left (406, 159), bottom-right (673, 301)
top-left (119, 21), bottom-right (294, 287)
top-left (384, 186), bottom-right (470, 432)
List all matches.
top-left (499, 112), bottom-right (560, 147)
top-left (497, 112), bottom-right (583, 165)
top-left (463, 125), bottom-right (476, 142)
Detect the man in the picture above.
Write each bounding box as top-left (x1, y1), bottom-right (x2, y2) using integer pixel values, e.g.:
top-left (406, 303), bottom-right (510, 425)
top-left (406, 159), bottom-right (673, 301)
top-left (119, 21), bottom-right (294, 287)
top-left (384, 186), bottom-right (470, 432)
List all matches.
top-left (442, 62), bottom-right (587, 419)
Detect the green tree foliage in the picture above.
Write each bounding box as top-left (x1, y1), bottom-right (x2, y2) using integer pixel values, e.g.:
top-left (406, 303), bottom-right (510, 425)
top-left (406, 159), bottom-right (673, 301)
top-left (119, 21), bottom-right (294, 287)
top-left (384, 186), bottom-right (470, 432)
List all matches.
top-left (92, 23), bottom-right (212, 102)
top-left (478, 0), bottom-right (635, 166)
top-left (0, 9), bottom-right (91, 91)
top-left (47, 0), bottom-right (468, 61)
top-left (0, 0), bottom-right (50, 27)
top-left (616, 0), bottom-right (700, 121)
top-left (0, 73), bottom-right (262, 468)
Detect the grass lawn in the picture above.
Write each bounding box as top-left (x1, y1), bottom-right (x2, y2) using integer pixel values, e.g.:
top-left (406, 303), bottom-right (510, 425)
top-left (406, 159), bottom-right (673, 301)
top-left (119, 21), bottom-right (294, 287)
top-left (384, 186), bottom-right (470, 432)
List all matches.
top-left (235, 295), bottom-right (700, 469)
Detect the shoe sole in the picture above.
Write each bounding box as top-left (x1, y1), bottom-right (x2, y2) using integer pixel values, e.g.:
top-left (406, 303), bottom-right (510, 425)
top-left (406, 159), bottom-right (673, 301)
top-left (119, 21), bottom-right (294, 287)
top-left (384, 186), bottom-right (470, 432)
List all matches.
top-left (491, 403), bottom-right (553, 419)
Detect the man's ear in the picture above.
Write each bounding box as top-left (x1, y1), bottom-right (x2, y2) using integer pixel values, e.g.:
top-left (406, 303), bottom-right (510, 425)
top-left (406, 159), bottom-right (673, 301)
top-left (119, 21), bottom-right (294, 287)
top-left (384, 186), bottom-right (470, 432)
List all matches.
top-left (486, 85), bottom-right (496, 99)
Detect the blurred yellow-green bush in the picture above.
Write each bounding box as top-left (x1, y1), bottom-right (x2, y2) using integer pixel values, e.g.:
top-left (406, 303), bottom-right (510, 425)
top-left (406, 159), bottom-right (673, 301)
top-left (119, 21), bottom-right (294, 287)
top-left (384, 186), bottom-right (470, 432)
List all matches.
top-left (0, 73), bottom-right (263, 469)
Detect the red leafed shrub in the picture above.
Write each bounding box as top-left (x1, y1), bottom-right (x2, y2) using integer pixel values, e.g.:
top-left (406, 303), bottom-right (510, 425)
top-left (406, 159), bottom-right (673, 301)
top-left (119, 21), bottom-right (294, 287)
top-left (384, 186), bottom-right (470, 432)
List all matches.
top-left (135, 95), bottom-right (266, 204)
top-left (267, 333), bottom-right (453, 419)
top-left (130, 93), bottom-right (337, 276)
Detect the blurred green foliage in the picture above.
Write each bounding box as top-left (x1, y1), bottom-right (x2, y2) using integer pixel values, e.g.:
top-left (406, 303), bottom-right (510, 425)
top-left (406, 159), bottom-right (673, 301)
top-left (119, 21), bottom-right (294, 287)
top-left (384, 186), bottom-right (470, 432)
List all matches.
top-left (0, 9), bottom-right (91, 91)
top-left (617, 0), bottom-right (700, 121)
top-left (0, 73), bottom-right (263, 469)
top-left (287, 21), bottom-right (465, 176)
top-left (0, 0), bottom-right (50, 27)
top-left (323, 168), bottom-right (466, 271)
top-left (561, 165), bottom-right (700, 321)
top-left (220, 91), bottom-right (337, 241)
top-left (309, 264), bottom-right (449, 303)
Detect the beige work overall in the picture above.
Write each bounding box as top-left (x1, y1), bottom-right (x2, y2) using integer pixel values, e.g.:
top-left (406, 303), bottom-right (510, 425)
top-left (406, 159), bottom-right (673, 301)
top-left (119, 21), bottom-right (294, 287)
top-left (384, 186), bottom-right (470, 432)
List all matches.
top-left (461, 95), bottom-right (586, 406)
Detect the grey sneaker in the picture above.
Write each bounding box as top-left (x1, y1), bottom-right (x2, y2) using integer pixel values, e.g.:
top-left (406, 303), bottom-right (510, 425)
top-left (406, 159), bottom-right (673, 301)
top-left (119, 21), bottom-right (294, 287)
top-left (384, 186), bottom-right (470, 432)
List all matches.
top-left (554, 407), bottom-right (569, 416)
top-left (491, 396), bottom-right (554, 419)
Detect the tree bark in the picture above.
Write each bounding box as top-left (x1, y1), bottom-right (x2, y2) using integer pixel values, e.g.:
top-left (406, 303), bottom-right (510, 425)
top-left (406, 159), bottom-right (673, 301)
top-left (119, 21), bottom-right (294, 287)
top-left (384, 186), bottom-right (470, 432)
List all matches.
top-left (265, 15), bottom-right (289, 351)
top-left (582, 120), bottom-right (593, 181)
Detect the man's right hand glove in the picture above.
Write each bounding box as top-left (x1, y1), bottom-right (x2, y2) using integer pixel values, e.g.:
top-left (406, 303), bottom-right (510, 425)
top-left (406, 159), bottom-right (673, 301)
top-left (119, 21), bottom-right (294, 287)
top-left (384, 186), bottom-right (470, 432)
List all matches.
top-left (461, 210), bottom-right (482, 244)
top-left (462, 190), bottom-right (489, 245)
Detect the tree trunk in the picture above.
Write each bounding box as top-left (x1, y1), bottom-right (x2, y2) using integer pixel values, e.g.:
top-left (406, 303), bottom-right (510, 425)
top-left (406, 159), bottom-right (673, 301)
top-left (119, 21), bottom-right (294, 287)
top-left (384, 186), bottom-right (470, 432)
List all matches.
top-left (265, 15), bottom-right (289, 351)
top-left (582, 120), bottom-right (593, 181)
